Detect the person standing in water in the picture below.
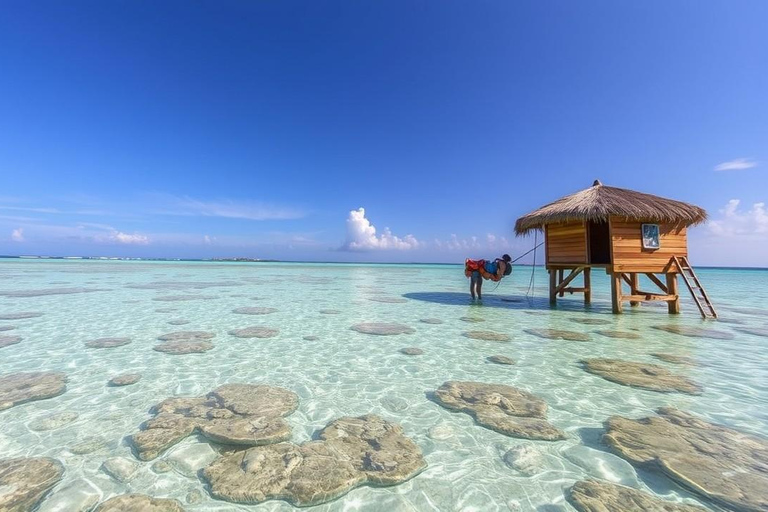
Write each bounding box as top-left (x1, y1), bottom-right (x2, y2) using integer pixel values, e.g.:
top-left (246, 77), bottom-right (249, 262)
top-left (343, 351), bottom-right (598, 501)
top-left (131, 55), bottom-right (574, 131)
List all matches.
top-left (464, 254), bottom-right (512, 300)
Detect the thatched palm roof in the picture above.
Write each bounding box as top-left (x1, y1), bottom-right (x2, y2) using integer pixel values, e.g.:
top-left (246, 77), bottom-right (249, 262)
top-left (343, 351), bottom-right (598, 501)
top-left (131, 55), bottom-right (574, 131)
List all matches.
top-left (515, 180), bottom-right (707, 235)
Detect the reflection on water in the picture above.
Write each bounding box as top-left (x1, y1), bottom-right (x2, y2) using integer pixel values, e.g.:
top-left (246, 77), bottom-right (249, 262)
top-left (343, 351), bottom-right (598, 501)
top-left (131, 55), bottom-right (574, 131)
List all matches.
top-left (1, 260), bottom-right (767, 511)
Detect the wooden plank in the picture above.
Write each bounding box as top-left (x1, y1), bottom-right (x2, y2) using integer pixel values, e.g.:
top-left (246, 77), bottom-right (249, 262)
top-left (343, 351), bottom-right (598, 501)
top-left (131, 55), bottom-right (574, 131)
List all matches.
top-left (621, 294), bottom-right (677, 302)
top-left (554, 267), bottom-right (584, 295)
top-left (645, 273), bottom-right (668, 293)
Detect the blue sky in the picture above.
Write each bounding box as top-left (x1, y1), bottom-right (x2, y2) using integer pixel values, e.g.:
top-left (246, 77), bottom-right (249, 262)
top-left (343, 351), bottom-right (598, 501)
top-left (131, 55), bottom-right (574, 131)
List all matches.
top-left (1, 1), bottom-right (766, 265)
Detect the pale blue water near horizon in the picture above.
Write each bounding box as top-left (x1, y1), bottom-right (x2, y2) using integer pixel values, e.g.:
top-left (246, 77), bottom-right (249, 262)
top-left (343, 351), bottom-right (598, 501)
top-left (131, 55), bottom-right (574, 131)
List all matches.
top-left (1, 258), bottom-right (767, 511)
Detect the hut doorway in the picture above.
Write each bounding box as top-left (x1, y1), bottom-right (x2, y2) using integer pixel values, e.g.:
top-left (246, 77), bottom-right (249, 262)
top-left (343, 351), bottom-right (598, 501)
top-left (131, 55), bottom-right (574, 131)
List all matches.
top-left (587, 220), bottom-right (611, 264)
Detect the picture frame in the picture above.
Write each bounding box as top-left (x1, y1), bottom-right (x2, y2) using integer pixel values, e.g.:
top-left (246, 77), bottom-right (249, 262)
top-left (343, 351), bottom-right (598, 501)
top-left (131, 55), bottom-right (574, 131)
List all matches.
top-left (641, 223), bottom-right (660, 250)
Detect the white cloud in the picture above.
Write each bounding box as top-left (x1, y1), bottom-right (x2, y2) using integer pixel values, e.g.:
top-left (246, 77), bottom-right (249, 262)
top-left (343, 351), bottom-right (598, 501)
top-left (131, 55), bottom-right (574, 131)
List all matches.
top-left (110, 231), bottom-right (150, 245)
top-left (340, 208), bottom-right (419, 251)
top-left (714, 158), bottom-right (757, 171)
top-left (149, 194), bottom-right (304, 221)
top-left (11, 228), bottom-right (24, 242)
top-left (204, 235), bottom-right (214, 245)
top-left (708, 199), bottom-right (768, 237)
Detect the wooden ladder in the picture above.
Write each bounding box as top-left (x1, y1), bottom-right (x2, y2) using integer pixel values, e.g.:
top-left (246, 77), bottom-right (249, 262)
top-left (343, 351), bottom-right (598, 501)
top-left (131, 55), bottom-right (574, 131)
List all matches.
top-left (671, 256), bottom-right (717, 319)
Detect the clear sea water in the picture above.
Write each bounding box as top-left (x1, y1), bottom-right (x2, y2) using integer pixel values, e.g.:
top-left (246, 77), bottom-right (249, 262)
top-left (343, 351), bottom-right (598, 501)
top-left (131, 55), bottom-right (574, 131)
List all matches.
top-left (1, 258), bottom-right (766, 511)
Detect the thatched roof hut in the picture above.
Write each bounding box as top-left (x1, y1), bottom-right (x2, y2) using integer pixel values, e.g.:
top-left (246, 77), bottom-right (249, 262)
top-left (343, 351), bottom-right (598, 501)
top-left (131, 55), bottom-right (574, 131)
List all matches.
top-left (515, 180), bottom-right (707, 236)
top-left (513, 180), bottom-right (714, 317)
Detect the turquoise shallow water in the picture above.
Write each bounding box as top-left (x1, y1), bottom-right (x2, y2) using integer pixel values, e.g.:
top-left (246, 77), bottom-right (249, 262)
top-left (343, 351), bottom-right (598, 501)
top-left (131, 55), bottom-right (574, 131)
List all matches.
top-left (1, 259), bottom-right (767, 511)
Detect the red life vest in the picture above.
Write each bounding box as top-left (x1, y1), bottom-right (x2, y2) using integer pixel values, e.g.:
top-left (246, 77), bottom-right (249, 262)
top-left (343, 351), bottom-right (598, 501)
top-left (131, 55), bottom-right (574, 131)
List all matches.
top-left (464, 259), bottom-right (502, 281)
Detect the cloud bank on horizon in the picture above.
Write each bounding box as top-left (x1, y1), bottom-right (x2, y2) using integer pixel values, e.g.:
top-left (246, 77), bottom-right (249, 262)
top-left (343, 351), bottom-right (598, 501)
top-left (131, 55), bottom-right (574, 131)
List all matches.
top-left (708, 199), bottom-right (768, 237)
top-left (341, 208), bottom-right (420, 251)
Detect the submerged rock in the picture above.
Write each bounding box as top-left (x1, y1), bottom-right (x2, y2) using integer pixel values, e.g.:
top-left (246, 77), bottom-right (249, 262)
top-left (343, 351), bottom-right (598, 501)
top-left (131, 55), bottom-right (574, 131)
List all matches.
top-left (595, 330), bottom-right (642, 340)
top-left (0, 325), bottom-right (17, 331)
top-left (37, 479), bottom-right (100, 512)
top-left (167, 319), bottom-right (190, 326)
top-left (232, 307), bottom-right (278, 315)
top-left (502, 445), bottom-right (544, 476)
top-left (0, 311), bottom-right (43, 320)
top-left (0, 372), bottom-right (67, 411)
top-left (319, 309), bottom-right (341, 314)
top-left (85, 337), bottom-right (132, 348)
top-left (400, 347), bottom-right (424, 355)
top-left (128, 280), bottom-right (242, 290)
top-left (69, 437), bottom-right (108, 455)
top-left (488, 355), bottom-right (516, 365)
top-left (185, 489), bottom-right (203, 505)
top-left (201, 415), bottom-right (426, 507)
top-left (570, 318), bottom-right (612, 325)
top-left (153, 295), bottom-right (217, 302)
top-left (562, 445), bottom-right (639, 487)
top-left (109, 374), bottom-right (142, 386)
top-left (419, 318), bottom-right (444, 324)
top-left (157, 331), bottom-right (215, 342)
top-left (459, 316), bottom-right (485, 323)
top-left (228, 327), bottom-right (279, 339)
top-left (0, 457), bottom-right (65, 512)
top-left (101, 456), bottom-right (139, 482)
top-left (525, 329), bottom-right (591, 342)
top-left (167, 442), bottom-right (218, 477)
top-left (94, 494), bottom-right (185, 512)
top-left (0, 287), bottom-right (106, 297)
top-left (432, 381), bottom-right (565, 441)
top-left (350, 323), bottom-right (415, 335)
top-left (734, 326), bottom-right (768, 338)
top-left (367, 296), bottom-right (408, 303)
top-left (581, 359), bottom-right (702, 395)
top-left (567, 480), bottom-right (705, 512)
top-left (153, 341), bottom-right (214, 354)
top-left (130, 384), bottom-right (298, 460)
top-left (604, 407), bottom-right (768, 512)
top-left (29, 411), bottom-right (79, 431)
top-left (427, 423), bottom-right (455, 440)
top-left (152, 460), bottom-right (173, 473)
top-left (0, 335), bottom-right (22, 348)
top-left (463, 330), bottom-right (510, 342)
top-left (653, 325), bottom-right (734, 340)
top-left (303, 335), bottom-right (319, 341)
top-left (651, 353), bottom-right (696, 366)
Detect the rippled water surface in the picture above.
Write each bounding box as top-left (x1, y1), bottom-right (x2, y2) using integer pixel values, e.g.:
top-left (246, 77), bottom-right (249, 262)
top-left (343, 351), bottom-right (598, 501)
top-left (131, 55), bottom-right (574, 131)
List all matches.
top-left (1, 259), bottom-right (767, 511)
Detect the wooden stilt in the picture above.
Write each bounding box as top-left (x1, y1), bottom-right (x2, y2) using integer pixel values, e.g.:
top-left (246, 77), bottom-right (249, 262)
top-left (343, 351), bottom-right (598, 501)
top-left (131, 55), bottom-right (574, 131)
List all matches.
top-left (558, 269), bottom-right (565, 297)
top-left (583, 268), bottom-right (591, 304)
top-left (666, 273), bottom-right (680, 314)
top-left (549, 270), bottom-right (557, 305)
top-left (629, 273), bottom-right (640, 307)
top-left (611, 273), bottom-right (623, 314)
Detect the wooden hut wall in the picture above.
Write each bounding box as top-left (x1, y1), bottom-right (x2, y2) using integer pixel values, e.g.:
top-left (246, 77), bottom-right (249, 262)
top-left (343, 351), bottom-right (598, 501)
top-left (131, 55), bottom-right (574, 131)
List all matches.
top-left (610, 218), bottom-right (687, 273)
top-left (546, 221), bottom-right (588, 264)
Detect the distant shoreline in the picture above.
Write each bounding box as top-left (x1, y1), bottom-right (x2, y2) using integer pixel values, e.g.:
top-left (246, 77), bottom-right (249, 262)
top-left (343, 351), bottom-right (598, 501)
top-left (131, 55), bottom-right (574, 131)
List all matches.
top-left (0, 255), bottom-right (765, 271)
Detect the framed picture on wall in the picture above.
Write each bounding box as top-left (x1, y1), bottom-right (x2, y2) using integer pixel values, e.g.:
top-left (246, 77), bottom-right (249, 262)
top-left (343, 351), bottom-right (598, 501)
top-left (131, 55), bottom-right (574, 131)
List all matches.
top-left (641, 223), bottom-right (660, 250)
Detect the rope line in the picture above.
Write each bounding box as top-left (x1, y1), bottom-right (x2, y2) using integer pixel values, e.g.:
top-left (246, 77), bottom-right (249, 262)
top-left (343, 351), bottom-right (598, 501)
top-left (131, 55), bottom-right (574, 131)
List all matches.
top-left (525, 231), bottom-right (539, 297)
top-left (484, 239), bottom-right (544, 294)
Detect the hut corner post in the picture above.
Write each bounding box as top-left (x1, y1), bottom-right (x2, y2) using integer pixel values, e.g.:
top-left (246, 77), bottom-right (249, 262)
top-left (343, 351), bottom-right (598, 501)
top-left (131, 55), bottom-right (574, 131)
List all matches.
top-left (611, 272), bottom-right (623, 313)
top-left (666, 272), bottom-right (680, 314)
